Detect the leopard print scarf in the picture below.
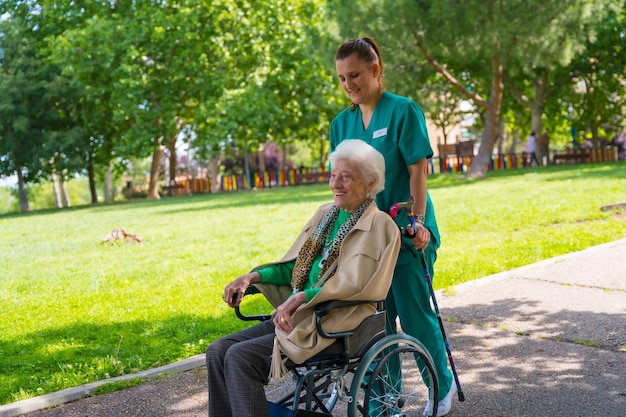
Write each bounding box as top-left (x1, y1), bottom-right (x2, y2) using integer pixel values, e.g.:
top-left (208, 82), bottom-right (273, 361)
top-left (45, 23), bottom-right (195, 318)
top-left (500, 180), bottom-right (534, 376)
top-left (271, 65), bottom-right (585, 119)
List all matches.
top-left (290, 198), bottom-right (373, 292)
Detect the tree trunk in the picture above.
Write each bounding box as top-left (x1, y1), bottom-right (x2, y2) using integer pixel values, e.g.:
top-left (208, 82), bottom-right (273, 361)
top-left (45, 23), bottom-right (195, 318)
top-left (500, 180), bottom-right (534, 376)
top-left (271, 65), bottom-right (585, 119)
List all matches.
top-left (530, 103), bottom-right (543, 138)
top-left (530, 75), bottom-right (546, 164)
top-left (186, 147), bottom-right (196, 180)
top-left (508, 127), bottom-right (520, 154)
top-left (506, 70), bottom-right (549, 164)
top-left (258, 143), bottom-right (266, 172)
top-left (104, 164), bottom-right (113, 202)
top-left (51, 172), bottom-right (62, 208)
top-left (167, 133), bottom-right (177, 185)
top-left (589, 121), bottom-right (599, 147)
top-left (147, 143), bottom-right (163, 200)
top-left (319, 137), bottom-right (327, 169)
top-left (60, 175), bottom-right (71, 208)
top-left (88, 161), bottom-right (98, 204)
top-left (497, 118), bottom-right (506, 155)
top-left (467, 52), bottom-right (504, 179)
top-left (413, 32), bottom-right (499, 178)
top-left (16, 165), bottom-right (29, 213)
top-left (243, 137), bottom-right (251, 189)
top-left (281, 144), bottom-right (287, 171)
top-left (207, 157), bottom-right (221, 193)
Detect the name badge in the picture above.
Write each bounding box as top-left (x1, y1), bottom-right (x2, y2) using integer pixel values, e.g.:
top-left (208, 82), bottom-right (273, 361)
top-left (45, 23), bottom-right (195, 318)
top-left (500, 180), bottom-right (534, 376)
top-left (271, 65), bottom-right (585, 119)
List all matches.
top-left (373, 128), bottom-right (388, 139)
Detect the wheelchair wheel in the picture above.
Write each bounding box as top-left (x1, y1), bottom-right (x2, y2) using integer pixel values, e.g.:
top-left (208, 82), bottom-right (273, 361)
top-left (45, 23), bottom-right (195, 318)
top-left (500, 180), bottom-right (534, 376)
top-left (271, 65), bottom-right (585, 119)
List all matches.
top-left (266, 366), bottom-right (342, 414)
top-left (348, 334), bottom-right (439, 417)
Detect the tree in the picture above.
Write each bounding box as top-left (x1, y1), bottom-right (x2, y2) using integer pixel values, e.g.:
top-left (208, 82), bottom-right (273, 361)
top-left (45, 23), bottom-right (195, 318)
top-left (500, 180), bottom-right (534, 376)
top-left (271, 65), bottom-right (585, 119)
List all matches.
top-left (419, 77), bottom-right (469, 146)
top-left (47, 12), bottom-right (130, 203)
top-left (107, 2), bottom-right (209, 199)
top-left (192, 0), bottom-right (341, 187)
top-left (2, 0), bottom-right (342, 202)
top-left (551, 5), bottom-right (626, 147)
top-left (3, 0), bottom-right (128, 204)
top-left (328, 0), bottom-right (620, 177)
top-left (503, 0), bottom-right (621, 156)
top-left (0, 17), bottom-right (79, 212)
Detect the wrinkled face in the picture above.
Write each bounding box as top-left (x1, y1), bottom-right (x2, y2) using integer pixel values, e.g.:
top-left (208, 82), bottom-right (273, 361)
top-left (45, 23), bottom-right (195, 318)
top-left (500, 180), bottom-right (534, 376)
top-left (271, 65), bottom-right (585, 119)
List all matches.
top-left (335, 53), bottom-right (380, 106)
top-left (329, 158), bottom-right (373, 212)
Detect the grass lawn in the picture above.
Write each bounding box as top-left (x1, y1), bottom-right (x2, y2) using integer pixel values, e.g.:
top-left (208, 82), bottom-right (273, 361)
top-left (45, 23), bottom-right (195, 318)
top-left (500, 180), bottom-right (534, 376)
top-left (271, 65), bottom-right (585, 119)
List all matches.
top-left (0, 162), bottom-right (625, 404)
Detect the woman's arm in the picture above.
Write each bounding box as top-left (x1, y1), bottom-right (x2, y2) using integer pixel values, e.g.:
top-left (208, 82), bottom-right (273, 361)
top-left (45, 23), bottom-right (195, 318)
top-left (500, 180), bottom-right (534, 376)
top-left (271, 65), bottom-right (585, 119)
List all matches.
top-left (222, 271), bottom-right (261, 307)
top-left (407, 159), bottom-right (431, 250)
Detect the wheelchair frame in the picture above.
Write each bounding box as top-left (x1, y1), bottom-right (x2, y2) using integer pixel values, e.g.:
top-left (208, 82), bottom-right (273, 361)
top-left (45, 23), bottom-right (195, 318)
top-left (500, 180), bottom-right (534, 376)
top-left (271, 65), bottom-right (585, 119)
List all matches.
top-left (235, 286), bottom-right (440, 417)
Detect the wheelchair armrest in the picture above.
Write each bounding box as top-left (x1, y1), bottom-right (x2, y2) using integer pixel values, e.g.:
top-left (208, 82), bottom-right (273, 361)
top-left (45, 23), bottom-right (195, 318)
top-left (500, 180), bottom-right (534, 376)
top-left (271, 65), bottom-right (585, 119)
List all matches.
top-left (234, 286), bottom-right (272, 322)
top-left (315, 299), bottom-right (380, 339)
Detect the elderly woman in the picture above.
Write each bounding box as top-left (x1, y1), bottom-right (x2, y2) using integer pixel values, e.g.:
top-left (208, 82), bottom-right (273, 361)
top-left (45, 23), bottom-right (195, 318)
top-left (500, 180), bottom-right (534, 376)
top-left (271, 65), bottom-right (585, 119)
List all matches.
top-left (206, 139), bottom-right (401, 417)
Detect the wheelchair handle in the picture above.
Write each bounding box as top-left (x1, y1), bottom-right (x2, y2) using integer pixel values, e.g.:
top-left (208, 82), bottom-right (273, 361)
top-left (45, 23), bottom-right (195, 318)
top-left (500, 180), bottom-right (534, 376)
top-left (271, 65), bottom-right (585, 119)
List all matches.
top-left (315, 300), bottom-right (380, 339)
top-left (234, 286), bottom-right (272, 322)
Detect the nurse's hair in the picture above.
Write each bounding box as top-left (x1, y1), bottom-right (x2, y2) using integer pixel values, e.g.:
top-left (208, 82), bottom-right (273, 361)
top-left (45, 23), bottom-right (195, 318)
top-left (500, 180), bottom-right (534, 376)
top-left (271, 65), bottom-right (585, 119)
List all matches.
top-left (335, 36), bottom-right (385, 111)
top-left (335, 36), bottom-right (384, 82)
top-left (329, 140), bottom-right (386, 196)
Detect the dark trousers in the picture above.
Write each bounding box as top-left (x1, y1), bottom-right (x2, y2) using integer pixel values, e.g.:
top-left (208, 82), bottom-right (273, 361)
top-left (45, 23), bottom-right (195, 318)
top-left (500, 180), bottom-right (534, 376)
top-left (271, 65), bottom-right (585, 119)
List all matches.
top-left (386, 244), bottom-right (453, 398)
top-left (206, 320), bottom-right (275, 417)
top-left (529, 152), bottom-right (540, 166)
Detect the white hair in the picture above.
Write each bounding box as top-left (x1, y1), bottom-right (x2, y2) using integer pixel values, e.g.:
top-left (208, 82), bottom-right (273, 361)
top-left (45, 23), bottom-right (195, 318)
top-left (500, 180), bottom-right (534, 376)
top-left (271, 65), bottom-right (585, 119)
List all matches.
top-left (329, 140), bottom-right (386, 196)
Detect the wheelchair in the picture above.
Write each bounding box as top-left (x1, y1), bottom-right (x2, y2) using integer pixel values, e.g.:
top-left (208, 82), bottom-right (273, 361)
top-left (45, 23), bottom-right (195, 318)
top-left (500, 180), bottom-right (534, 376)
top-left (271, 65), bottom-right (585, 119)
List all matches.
top-left (236, 286), bottom-right (440, 417)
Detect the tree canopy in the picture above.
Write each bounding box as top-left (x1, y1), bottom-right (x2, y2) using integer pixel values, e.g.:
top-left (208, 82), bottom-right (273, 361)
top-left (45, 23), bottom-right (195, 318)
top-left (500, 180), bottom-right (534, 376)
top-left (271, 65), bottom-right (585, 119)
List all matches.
top-left (0, 0), bottom-right (624, 211)
top-left (328, 0), bottom-right (624, 177)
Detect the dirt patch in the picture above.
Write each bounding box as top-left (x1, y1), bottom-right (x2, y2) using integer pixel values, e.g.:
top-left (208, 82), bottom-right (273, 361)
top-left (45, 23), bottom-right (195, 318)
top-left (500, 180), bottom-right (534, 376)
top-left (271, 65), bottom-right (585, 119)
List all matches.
top-left (613, 212), bottom-right (626, 220)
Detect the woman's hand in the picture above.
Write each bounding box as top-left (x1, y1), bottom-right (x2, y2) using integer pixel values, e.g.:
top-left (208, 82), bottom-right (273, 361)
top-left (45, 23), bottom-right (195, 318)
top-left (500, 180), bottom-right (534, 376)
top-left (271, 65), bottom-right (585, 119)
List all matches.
top-left (274, 291), bottom-right (306, 332)
top-left (407, 223), bottom-right (430, 251)
top-left (222, 272), bottom-right (259, 307)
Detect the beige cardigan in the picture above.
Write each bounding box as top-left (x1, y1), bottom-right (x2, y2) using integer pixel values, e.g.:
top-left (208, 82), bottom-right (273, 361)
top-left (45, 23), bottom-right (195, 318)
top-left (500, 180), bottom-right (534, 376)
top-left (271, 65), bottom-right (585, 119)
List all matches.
top-left (253, 201), bottom-right (400, 366)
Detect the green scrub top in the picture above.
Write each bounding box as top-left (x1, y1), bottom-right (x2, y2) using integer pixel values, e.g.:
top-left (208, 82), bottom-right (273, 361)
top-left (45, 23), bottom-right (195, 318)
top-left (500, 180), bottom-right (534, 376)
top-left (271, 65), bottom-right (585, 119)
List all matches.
top-left (330, 91), bottom-right (441, 256)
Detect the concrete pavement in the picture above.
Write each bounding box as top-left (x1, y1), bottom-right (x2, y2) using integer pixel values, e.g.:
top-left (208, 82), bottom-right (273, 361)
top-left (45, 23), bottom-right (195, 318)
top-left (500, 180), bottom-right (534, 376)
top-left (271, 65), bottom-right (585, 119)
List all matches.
top-left (3, 238), bottom-right (625, 417)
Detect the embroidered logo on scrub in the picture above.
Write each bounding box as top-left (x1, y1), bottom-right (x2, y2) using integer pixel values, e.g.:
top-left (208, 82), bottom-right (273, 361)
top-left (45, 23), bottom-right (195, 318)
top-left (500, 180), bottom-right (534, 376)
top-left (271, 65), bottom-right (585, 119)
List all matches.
top-left (373, 127), bottom-right (388, 139)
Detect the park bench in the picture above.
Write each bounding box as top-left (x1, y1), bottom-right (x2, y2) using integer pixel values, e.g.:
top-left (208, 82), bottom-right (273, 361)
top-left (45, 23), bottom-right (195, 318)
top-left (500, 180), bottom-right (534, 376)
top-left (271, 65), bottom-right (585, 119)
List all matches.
top-left (437, 140), bottom-right (475, 158)
top-left (295, 171), bottom-right (331, 184)
top-left (552, 151), bottom-right (590, 164)
top-left (162, 182), bottom-right (188, 196)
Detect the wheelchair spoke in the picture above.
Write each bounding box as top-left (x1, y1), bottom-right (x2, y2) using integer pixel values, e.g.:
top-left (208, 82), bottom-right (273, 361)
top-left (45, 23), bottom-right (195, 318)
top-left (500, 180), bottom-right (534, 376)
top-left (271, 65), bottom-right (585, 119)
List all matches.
top-left (349, 334), bottom-right (439, 417)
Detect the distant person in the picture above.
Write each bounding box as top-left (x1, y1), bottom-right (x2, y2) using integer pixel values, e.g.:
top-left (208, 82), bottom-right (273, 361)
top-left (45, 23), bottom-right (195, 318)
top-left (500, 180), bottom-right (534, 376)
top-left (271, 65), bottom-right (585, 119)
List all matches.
top-left (526, 131), bottom-right (540, 166)
top-left (538, 129), bottom-right (550, 165)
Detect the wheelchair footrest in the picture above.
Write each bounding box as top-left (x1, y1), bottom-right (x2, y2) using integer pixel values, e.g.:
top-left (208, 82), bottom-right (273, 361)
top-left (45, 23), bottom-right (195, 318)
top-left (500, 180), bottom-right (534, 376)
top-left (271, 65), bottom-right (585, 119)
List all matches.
top-left (269, 401), bottom-right (331, 417)
top-left (294, 411), bottom-right (331, 417)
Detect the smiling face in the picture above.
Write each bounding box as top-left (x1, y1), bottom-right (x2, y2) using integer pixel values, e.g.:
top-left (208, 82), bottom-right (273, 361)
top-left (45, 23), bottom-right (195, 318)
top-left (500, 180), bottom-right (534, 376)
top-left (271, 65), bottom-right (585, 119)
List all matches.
top-left (329, 158), bottom-right (373, 212)
top-left (335, 53), bottom-right (381, 107)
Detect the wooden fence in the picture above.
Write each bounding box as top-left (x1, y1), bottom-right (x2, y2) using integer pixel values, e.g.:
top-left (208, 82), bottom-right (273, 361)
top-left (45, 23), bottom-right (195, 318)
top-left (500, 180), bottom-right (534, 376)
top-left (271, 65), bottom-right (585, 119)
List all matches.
top-left (162, 147), bottom-right (619, 195)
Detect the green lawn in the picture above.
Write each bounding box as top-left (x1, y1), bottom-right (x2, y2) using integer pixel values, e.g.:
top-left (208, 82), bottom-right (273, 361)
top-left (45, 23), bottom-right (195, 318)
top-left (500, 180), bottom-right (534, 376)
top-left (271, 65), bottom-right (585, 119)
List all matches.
top-left (1, 162), bottom-right (625, 404)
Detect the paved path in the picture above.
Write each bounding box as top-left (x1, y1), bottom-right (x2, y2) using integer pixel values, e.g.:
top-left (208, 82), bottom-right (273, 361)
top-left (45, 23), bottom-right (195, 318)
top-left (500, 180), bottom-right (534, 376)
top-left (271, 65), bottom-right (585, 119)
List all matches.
top-left (3, 239), bottom-right (625, 417)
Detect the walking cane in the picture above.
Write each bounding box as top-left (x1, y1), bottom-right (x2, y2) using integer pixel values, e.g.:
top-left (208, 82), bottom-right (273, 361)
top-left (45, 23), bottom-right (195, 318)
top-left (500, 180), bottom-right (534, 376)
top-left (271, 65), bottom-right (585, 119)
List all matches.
top-left (390, 196), bottom-right (466, 402)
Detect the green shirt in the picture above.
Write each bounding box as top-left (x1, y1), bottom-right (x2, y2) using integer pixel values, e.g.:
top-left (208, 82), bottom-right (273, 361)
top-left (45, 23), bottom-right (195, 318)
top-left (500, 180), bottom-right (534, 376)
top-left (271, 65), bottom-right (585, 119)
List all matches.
top-left (330, 91), bottom-right (440, 259)
top-left (257, 209), bottom-right (351, 302)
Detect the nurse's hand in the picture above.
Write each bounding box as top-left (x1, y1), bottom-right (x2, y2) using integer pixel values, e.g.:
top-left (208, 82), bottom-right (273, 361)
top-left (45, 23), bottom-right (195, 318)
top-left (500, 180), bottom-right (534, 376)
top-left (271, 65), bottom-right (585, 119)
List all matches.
top-left (407, 224), bottom-right (430, 251)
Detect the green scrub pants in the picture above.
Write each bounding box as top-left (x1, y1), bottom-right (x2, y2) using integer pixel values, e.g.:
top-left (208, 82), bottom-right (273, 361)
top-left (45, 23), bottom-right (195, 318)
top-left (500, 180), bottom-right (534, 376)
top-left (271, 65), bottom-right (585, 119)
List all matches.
top-left (385, 242), bottom-right (453, 398)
